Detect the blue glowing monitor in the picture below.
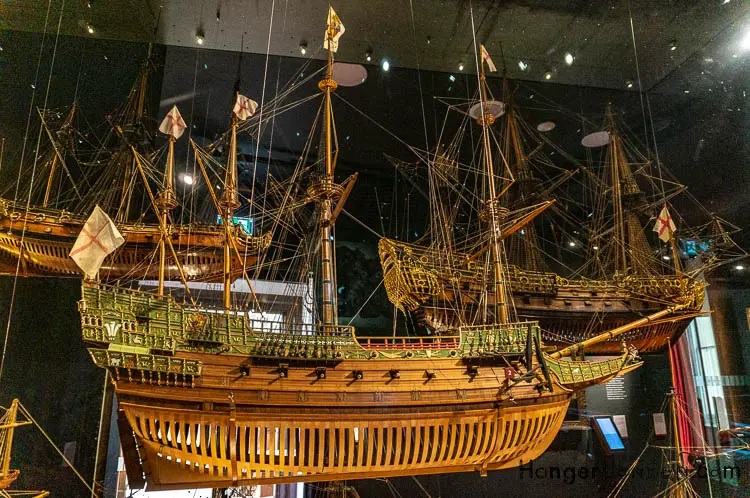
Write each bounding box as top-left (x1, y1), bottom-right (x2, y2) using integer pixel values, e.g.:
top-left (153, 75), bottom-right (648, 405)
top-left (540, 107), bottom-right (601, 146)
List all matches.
top-left (593, 416), bottom-right (625, 453)
top-left (217, 215), bottom-right (253, 235)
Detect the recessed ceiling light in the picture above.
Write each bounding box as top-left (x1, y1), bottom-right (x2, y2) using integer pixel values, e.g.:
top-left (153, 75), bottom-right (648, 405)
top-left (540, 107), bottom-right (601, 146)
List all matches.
top-left (735, 264), bottom-right (745, 271)
top-left (537, 121), bottom-right (556, 132)
top-left (365, 50), bottom-right (372, 62)
top-left (87, 24), bottom-right (95, 34)
top-left (669, 40), bottom-right (677, 51)
top-left (458, 62), bottom-right (464, 71)
top-left (195, 31), bottom-right (205, 45)
top-left (544, 71), bottom-right (552, 80)
top-left (684, 89), bottom-right (690, 94)
top-left (568, 241), bottom-right (576, 247)
top-left (564, 52), bottom-right (574, 65)
top-left (518, 60), bottom-right (528, 71)
top-left (299, 42), bottom-right (307, 55)
top-left (626, 80), bottom-right (633, 88)
top-left (593, 245), bottom-right (599, 250)
top-left (663, 255), bottom-right (671, 261)
top-left (381, 59), bottom-right (390, 71)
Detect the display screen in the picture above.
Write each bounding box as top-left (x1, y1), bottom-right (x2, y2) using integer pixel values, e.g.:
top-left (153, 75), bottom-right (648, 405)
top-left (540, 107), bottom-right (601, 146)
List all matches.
top-left (593, 416), bottom-right (625, 451)
top-left (680, 238), bottom-right (712, 257)
top-left (217, 215), bottom-right (253, 235)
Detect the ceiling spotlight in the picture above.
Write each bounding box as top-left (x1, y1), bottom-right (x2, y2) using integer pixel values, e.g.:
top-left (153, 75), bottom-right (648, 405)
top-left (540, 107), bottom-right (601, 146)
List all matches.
top-left (564, 52), bottom-right (574, 65)
top-left (626, 80), bottom-right (634, 88)
top-left (381, 59), bottom-right (390, 72)
top-left (86, 24), bottom-right (95, 34)
top-left (544, 71), bottom-right (552, 80)
top-left (735, 264), bottom-right (745, 271)
top-left (195, 30), bottom-right (205, 45)
top-left (669, 40), bottom-right (677, 51)
top-left (684, 89), bottom-right (690, 94)
top-left (458, 62), bottom-right (465, 71)
top-left (518, 60), bottom-right (528, 71)
top-left (182, 174), bottom-right (194, 185)
top-left (568, 241), bottom-right (576, 248)
top-left (663, 255), bottom-right (671, 261)
top-left (299, 42), bottom-right (307, 55)
top-left (593, 245), bottom-right (599, 251)
top-left (740, 30), bottom-right (750, 52)
top-left (365, 50), bottom-right (372, 62)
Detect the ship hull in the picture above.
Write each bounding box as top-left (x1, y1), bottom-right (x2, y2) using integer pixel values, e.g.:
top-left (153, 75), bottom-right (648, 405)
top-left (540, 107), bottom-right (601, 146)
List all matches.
top-left (79, 282), bottom-right (639, 489)
top-left (110, 355), bottom-right (571, 490)
top-left (0, 199), bottom-right (270, 280)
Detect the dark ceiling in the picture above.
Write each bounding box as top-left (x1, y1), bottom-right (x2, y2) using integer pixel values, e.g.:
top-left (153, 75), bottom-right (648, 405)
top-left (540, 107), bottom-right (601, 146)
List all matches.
top-left (3, 0), bottom-right (749, 92)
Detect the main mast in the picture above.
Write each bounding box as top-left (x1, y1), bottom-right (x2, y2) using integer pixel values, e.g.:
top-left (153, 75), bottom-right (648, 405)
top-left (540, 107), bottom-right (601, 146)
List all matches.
top-left (318, 20), bottom-right (339, 329)
top-left (477, 52), bottom-right (509, 324)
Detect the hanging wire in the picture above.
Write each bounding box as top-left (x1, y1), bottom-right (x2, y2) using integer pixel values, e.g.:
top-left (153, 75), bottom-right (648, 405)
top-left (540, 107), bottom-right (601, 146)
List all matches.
top-left (0, 0), bottom-right (59, 384)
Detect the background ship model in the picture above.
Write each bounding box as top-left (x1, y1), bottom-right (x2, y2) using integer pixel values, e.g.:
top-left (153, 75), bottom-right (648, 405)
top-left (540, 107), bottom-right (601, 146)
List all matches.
top-left (0, 48), bottom-right (270, 281)
top-left (70, 15), bottom-right (678, 491)
top-left (379, 69), bottom-right (744, 355)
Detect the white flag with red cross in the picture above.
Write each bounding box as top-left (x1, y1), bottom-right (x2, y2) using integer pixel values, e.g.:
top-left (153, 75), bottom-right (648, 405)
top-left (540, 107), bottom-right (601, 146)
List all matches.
top-left (158, 105), bottom-right (187, 139)
top-left (233, 94), bottom-right (258, 121)
top-left (70, 206), bottom-right (125, 278)
top-left (481, 45), bottom-right (497, 72)
top-left (653, 205), bottom-right (677, 242)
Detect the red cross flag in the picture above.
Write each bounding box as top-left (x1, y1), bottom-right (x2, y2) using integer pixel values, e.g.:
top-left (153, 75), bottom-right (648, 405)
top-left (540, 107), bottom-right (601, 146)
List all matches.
top-left (481, 45), bottom-right (497, 73)
top-left (233, 94), bottom-right (258, 121)
top-left (70, 206), bottom-right (125, 278)
top-left (653, 205), bottom-right (677, 242)
top-left (158, 105), bottom-right (187, 139)
top-left (323, 6), bottom-right (345, 53)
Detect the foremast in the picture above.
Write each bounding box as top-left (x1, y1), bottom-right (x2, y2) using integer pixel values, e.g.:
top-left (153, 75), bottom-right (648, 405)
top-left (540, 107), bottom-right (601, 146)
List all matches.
top-left (156, 134), bottom-right (177, 296)
top-left (220, 113), bottom-right (241, 310)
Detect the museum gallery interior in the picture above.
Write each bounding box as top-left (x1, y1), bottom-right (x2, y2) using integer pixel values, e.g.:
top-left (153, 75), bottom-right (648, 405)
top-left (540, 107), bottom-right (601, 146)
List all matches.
top-left (0, 1), bottom-right (749, 497)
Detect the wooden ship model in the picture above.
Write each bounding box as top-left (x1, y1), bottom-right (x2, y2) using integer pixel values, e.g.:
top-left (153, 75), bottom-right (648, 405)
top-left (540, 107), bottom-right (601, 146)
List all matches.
top-left (0, 399), bottom-right (49, 497)
top-left (73, 17), bottom-right (689, 490)
top-left (0, 48), bottom-right (270, 281)
top-left (379, 75), bottom-right (731, 354)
